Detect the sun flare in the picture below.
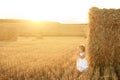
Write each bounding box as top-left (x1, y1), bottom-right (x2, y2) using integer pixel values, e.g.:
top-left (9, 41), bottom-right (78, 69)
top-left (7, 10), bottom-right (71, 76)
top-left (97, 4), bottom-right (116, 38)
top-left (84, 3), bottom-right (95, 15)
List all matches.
top-left (0, 0), bottom-right (120, 23)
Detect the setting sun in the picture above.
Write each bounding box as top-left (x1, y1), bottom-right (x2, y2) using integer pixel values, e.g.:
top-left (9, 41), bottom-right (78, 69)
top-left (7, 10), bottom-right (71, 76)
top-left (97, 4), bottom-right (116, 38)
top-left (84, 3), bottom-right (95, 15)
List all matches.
top-left (0, 0), bottom-right (120, 23)
top-left (0, 0), bottom-right (120, 80)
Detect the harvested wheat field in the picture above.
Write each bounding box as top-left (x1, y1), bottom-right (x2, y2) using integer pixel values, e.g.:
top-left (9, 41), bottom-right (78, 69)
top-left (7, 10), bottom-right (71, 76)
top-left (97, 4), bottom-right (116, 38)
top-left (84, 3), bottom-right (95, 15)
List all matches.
top-left (0, 37), bottom-right (86, 80)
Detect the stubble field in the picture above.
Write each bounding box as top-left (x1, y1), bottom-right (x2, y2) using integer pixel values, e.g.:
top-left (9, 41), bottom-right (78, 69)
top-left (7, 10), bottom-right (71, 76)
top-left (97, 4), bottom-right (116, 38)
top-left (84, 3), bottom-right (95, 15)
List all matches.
top-left (0, 37), bottom-right (86, 80)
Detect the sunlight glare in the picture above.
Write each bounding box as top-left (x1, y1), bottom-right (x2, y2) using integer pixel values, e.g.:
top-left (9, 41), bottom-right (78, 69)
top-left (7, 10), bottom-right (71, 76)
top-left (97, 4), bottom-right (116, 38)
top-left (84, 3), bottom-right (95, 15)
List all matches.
top-left (0, 0), bottom-right (120, 23)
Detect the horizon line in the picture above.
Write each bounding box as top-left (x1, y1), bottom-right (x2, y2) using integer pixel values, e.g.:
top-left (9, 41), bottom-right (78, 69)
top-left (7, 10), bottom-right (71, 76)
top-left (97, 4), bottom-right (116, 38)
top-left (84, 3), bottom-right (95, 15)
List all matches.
top-left (0, 18), bottom-right (88, 24)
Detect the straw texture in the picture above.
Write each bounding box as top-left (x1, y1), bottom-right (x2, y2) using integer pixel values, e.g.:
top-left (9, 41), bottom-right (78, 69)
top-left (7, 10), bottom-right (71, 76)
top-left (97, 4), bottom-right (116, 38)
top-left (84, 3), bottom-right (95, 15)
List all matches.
top-left (80, 7), bottom-right (120, 80)
top-left (0, 26), bottom-right (18, 41)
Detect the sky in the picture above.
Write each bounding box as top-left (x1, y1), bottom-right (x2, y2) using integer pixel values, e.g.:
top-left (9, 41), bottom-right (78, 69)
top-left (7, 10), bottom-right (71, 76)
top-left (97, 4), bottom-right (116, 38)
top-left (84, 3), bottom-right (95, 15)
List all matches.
top-left (0, 0), bottom-right (120, 23)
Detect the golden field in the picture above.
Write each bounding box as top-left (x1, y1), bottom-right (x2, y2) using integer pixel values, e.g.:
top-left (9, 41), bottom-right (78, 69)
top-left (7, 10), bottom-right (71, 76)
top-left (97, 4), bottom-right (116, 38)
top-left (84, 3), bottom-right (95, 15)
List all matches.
top-left (0, 37), bottom-right (86, 80)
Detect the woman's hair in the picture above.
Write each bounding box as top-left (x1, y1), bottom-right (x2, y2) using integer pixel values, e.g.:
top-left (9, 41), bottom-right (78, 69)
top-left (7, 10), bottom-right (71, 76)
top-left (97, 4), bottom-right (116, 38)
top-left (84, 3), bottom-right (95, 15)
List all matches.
top-left (79, 45), bottom-right (85, 52)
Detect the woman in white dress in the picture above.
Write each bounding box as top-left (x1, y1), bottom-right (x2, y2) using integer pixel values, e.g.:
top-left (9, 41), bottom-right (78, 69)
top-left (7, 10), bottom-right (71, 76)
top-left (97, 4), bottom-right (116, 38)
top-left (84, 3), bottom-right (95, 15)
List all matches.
top-left (77, 45), bottom-right (88, 72)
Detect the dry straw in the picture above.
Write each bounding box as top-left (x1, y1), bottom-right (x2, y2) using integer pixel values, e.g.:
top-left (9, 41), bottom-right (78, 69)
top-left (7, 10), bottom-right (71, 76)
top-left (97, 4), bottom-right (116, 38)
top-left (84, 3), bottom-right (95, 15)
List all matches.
top-left (80, 7), bottom-right (120, 80)
top-left (0, 26), bottom-right (18, 41)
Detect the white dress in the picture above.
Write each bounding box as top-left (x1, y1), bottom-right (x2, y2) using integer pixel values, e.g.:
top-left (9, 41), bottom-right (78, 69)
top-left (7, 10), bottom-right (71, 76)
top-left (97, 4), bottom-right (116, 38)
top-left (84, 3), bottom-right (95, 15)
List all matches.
top-left (77, 52), bottom-right (88, 72)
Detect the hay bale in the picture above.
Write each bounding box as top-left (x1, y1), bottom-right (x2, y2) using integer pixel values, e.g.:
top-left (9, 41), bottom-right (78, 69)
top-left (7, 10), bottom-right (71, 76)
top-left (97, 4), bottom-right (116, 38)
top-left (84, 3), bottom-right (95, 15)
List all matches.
top-left (80, 7), bottom-right (120, 80)
top-left (0, 26), bottom-right (18, 41)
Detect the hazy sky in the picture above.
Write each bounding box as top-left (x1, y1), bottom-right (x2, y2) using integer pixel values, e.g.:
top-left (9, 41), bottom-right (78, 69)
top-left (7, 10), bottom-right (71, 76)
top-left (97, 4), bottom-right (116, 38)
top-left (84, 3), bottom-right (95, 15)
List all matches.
top-left (0, 0), bottom-right (120, 23)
